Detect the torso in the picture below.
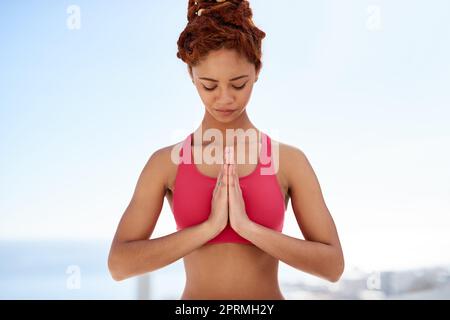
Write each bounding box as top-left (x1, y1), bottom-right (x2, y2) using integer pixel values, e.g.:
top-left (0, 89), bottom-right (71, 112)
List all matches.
top-left (163, 134), bottom-right (290, 299)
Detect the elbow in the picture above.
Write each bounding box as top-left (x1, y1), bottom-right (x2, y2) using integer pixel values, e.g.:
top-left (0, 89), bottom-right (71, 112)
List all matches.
top-left (327, 251), bottom-right (345, 283)
top-left (108, 249), bottom-right (128, 282)
top-left (109, 269), bottom-right (126, 282)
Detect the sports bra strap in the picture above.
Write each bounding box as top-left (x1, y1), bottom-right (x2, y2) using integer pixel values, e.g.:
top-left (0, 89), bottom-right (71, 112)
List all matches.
top-left (178, 133), bottom-right (192, 164)
top-left (260, 132), bottom-right (272, 167)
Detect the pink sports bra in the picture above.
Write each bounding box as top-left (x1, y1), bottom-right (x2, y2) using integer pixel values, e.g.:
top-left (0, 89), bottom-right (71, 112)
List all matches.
top-left (172, 132), bottom-right (286, 245)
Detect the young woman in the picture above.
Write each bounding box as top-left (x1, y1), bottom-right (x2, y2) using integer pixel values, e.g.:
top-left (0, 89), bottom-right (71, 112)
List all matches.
top-left (108, 0), bottom-right (344, 300)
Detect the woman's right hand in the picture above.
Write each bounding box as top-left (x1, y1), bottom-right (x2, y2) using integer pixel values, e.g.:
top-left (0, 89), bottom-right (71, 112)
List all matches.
top-left (206, 163), bottom-right (229, 236)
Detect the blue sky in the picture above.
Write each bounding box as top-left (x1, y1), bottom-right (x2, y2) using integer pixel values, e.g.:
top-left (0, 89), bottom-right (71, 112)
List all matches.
top-left (1, 0), bottom-right (449, 272)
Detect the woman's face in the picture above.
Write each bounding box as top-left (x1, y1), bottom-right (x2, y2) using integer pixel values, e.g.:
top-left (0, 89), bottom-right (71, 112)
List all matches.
top-left (190, 49), bottom-right (260, 123)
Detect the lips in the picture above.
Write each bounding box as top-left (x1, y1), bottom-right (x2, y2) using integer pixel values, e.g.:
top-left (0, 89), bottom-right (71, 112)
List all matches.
top-left (215, 109), bottom-right (236, 112)
top-left (215, 109), bottom-right (236, 116)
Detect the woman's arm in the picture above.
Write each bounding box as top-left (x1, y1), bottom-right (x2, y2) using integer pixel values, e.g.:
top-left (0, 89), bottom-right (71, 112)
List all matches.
top-left (238, 223), bottom-right (344, 282)
top-left (107, 146), bottom-right (218, 282)
top-left (109, 222), bottom-right (217, 281)
top-left (237, 146), bottom-right (344, 282)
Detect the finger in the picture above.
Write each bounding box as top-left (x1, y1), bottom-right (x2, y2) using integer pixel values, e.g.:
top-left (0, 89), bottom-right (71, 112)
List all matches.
top-left (233, 165), bottom-right (239, 189)
top-left (225, 146), bottom-right (232, 165)
top-left (213, 177), bottom-right (220, 196)
top-left (214, 164), bottom-right (225, 195)
top-left (229, 163), bottom-right (235, 188)
top-left (228, 166), bottom-right (234, 201)
top-left (222, 164), bottom-right (228, 189)
top-left (218, 164), bottom-right (224, 183)
top-left (224, 146), bottom-right (229, 164)
top-left (225, 146), bottom-right (235, 165)
top-left (229, 146), bottom-right (235, 165)
top-left (233, 164), bottom-right (241, 193)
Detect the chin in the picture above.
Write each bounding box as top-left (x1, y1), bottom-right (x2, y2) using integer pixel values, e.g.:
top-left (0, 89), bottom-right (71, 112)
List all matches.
top-left (217, 118), bottom-right (236, 124)
top-left (208, 108), bottom-right (243, 123)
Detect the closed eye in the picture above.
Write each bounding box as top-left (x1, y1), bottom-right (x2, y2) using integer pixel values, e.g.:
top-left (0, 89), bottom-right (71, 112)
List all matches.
top-left (203, 82), bottom-right (248, 91)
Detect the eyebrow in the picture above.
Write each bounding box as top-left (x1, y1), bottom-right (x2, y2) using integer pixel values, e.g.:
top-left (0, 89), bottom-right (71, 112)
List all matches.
top-left (199, 75), bottom-right (249, 82)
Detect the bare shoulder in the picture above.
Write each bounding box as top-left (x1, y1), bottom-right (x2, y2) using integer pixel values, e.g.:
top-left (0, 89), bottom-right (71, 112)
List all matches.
top-left (278, 141), bottom-right (308, 168)
top-left (270, 138), bottom-right (310, 190)
top-left (110, 141), bottom-right (185, 245)
top-left (144, 140), bottom-right (185, 193)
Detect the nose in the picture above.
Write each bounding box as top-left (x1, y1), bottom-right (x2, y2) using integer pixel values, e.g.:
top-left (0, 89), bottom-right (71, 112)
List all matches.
top-left (215, 86), bottom-right (234, 104)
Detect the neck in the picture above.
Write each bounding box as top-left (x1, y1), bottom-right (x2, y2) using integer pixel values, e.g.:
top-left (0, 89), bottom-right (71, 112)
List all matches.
top-left (194, 110), bottom-right (259, 147)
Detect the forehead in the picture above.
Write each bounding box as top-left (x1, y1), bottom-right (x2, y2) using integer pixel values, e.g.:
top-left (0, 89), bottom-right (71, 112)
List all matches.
top-left (193, 49), bottom-right (254, 77)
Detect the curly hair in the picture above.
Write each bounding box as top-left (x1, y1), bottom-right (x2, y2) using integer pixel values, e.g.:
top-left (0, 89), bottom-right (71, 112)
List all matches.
top-left (176, 0), bottom-right (266, 73)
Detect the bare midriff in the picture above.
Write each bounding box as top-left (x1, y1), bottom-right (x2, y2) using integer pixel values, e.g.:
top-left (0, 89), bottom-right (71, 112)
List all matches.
top-left (180, 243), bottom-right (285, 300)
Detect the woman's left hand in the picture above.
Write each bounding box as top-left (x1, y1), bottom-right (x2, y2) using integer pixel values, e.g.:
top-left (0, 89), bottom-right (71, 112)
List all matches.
top-left (228, 163), bottom-right (252, 235)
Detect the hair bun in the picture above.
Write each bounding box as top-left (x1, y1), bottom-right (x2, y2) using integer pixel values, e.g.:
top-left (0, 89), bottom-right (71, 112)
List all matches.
top-left (178, 0), bottom-right (265, 70)
top-left (188, 0), bottom-right (250, 24)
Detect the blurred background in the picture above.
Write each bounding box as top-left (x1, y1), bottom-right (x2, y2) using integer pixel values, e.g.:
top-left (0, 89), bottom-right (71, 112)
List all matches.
top-left (1, 0), bottom-right (449, 299)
